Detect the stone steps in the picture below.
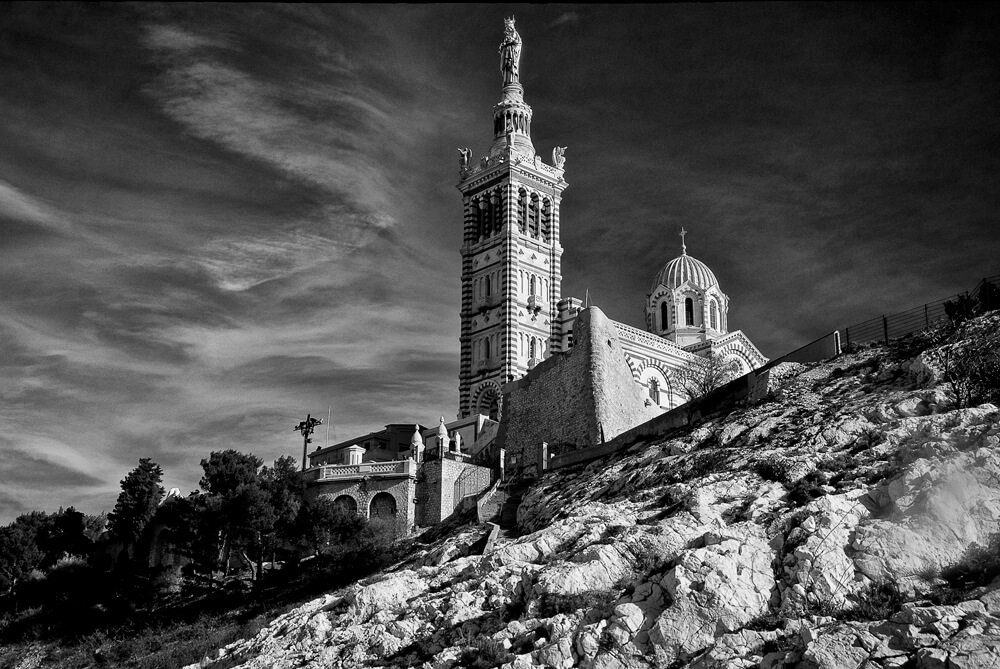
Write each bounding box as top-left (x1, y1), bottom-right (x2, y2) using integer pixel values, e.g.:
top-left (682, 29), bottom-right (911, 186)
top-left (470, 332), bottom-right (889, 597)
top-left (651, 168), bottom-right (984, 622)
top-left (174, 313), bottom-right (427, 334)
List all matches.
top-left (496, 479), bottom-right (532, 539)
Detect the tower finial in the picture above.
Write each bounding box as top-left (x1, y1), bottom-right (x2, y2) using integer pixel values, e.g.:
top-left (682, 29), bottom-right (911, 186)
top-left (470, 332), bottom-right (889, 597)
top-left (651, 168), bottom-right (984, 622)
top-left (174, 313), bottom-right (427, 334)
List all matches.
top-left (680, 227), bottom-right (688, 255)
top-left (500, 17), bottom-right (522, 86)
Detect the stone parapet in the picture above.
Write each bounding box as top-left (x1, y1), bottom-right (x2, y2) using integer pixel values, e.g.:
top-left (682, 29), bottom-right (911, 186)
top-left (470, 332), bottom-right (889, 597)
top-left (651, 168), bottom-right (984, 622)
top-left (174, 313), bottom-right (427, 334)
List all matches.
top-left (305, 459), bottom-right (416, 482)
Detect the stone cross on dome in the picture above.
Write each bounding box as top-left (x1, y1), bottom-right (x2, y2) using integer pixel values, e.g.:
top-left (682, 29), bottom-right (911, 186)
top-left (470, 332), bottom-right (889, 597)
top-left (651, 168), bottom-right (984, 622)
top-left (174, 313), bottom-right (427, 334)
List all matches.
top-left (680, 227), bottom-right (688, 255)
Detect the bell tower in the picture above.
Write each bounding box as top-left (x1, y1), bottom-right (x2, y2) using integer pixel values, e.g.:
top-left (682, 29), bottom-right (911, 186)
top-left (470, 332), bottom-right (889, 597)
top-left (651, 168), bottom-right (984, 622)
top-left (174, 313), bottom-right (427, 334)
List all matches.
top-left (456, 18), bottom-right (569, 419)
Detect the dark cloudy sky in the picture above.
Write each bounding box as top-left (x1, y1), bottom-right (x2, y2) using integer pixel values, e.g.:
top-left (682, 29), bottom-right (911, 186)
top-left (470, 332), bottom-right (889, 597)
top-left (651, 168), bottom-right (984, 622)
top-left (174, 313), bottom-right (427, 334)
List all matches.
top-left (1, 3), bottom-right (998, 522)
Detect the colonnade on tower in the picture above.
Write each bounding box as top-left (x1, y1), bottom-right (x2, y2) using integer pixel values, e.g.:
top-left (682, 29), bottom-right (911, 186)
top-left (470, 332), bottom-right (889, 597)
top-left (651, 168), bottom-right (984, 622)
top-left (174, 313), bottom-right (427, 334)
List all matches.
top-left (456, 17), bottom-right (568, 420)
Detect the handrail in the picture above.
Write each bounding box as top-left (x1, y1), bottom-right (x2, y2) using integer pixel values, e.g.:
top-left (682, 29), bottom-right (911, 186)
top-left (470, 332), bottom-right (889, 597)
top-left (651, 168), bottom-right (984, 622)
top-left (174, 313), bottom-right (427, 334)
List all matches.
top-left (475, 477), bottom-right (504, 524)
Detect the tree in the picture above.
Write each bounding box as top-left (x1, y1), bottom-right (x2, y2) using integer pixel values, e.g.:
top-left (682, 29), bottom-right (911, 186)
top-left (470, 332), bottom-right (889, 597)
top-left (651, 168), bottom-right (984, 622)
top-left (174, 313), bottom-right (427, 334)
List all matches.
top-left (44, 507), bottom-right (92, 560)
top-left (200, 450), bottom-right (262, 498)
top-left (945, 293), bottom-right (980, 327)
top-left (942, 330), bottom-right (1000, 409)
top-left (158, 492), bottom-right (225, 588)
top-left (262, 455), bottom-right (305, 563)
top-left (107, 458), bottom-right (165, 547)
top-left (296, 497), bottom-right (365, 557)
top-left (677, 353), bottom-right (741, 405)
top-left (0, 514), bottom-right (47, 593)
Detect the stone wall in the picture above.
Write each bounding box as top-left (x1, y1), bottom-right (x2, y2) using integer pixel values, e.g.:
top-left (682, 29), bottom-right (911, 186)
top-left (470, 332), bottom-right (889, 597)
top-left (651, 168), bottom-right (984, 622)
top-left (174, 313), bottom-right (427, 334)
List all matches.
top-left (496, 307), bottom-right (659, 476)
top-left (306, 476), bottom-right (416, 535)
top-left (548, 329), bottom-right (844, 470)
top-left (416, 457), bottom-right (493, 526)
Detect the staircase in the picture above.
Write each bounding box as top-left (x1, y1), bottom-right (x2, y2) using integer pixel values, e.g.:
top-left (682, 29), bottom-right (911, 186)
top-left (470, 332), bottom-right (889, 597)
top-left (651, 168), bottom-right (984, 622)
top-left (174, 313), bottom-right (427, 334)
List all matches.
top-left (496, 478), bottom-right (532, 539)
top-left (477, 485), bottom-right (506, 524)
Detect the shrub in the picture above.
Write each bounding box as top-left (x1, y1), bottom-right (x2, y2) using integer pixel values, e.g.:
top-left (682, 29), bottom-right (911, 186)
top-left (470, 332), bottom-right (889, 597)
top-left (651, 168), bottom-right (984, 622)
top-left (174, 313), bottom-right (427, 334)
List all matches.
top-left (850, 427), bottom-right (884, 455)
top-left (887, 320), bottom-right (951, 362)
top-left (689, 450), bottom-right (728, 479)
top-left (939, 532), bottom-right (1000, 594)
top-left (941, 333), bottom-right (1000, 409)
top-left (837, 581), bottom-right (904, 622)
top-left (458, 638), bottom-right (513, 669)
top-left (538, 591), bottom-right (617, 618)
top-left (786, 471), bottom-right (828, 507)
top-left (945, 294), bottom-right (980, 327)
top-left (755, 456), bottom-right (794, 484)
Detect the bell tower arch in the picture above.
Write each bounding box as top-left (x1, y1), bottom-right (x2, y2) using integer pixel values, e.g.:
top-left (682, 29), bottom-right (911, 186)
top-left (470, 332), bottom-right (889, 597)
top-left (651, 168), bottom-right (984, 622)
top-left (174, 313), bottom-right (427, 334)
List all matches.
top-left (456, 18), bottom-right (569, 419)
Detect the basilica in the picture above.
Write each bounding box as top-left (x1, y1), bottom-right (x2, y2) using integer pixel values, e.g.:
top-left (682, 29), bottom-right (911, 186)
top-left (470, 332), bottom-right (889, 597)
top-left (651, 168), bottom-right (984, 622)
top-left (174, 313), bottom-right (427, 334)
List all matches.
top-left (302, 18), bottom-right (767, 533)
top-left (457, 18), bottom-right (767, 421)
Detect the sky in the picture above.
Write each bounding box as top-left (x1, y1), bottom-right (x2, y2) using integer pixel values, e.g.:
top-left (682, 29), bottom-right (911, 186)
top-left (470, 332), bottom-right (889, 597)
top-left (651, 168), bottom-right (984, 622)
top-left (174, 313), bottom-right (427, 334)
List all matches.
top-left (1, 3), bottom-right (998, 523)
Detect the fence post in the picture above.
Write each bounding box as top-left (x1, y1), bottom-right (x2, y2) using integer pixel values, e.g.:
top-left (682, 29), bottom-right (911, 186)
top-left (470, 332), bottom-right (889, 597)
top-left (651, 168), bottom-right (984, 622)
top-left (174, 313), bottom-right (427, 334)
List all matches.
top-left (883, 316), bottom-right (889, 345)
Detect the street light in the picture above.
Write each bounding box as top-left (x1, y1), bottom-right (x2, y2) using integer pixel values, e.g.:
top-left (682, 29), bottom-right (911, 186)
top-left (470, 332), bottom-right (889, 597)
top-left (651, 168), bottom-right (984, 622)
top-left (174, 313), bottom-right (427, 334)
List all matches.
top-left (294, 414), bottom-right (323, 472)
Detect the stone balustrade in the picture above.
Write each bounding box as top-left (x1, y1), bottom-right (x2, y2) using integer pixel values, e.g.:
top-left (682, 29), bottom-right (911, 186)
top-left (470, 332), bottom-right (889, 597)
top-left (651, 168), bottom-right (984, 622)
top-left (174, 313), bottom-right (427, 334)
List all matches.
top-left (309, 459), bottom-right (416, 481)
top-left (613, 321), bottom-right (686, 354)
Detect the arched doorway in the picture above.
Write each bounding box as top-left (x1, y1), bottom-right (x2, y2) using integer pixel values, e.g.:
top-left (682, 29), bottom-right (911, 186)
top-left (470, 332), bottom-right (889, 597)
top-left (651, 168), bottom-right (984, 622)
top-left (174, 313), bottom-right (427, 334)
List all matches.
top-left (369, 492), bottom-right (397, 519)
top-left (332, 494), bottom-right (357, 516)
top-left (474, 383), bottom-right (502, 421)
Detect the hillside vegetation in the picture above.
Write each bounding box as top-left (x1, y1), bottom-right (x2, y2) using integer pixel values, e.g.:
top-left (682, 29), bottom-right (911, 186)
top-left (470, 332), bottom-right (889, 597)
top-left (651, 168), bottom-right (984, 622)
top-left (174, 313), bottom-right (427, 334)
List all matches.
top-left (189, 313), bottom-right (1000, 669)
top-left (8, 314), bottom-right (1000, 669)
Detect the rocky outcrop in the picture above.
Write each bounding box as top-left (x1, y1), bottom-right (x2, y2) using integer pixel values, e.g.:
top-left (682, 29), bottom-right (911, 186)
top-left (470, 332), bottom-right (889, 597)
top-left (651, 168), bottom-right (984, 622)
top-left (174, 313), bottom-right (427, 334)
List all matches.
top-left (190, 313), bottom-right (1000, 669)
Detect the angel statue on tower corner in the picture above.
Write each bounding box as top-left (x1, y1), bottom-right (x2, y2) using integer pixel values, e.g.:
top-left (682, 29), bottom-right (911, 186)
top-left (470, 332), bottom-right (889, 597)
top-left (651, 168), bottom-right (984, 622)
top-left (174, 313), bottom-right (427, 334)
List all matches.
top-left (500, 17), bottom-right (522, 85)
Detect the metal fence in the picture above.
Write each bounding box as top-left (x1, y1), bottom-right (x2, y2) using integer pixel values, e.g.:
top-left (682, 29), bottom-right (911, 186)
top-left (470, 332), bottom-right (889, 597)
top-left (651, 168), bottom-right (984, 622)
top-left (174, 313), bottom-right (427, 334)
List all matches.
top-left (842, 274), bottom-right (1000, 349)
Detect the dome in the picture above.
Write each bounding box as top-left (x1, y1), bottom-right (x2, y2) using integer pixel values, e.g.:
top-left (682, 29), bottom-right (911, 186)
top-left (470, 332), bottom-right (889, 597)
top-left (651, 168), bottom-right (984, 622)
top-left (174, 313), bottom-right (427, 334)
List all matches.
top-left (651, 252), bottom-right (719, 293)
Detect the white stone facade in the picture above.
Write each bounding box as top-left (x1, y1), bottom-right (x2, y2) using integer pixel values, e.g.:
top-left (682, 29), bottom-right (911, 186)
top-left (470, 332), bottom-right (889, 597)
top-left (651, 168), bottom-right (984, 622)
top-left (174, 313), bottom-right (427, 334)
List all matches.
top-left (459, 20), bottom-right (767, 418)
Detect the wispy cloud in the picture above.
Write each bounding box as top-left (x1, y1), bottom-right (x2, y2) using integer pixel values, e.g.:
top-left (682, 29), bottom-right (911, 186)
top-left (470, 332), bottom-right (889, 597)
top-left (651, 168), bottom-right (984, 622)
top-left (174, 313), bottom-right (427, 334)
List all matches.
top-left (0, 4), bottom-right (997, 523)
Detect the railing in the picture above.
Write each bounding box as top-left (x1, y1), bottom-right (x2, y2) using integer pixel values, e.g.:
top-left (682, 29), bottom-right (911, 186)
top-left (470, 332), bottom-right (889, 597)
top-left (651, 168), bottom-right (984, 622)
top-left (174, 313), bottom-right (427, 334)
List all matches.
top-left (311, 459), bottom-right (415, 481)
top-left (613, 321), bottom-right (687, 355)
top-left (454, 466), bottom-right (483, 506)
top-left (842, 274), bottom-right (1000, 349)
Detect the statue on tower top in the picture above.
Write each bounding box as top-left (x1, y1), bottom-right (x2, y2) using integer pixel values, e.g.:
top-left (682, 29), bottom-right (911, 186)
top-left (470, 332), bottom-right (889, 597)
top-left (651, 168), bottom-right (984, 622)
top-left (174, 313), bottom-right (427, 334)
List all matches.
top-left (500, 17), bottom-right (522, 85)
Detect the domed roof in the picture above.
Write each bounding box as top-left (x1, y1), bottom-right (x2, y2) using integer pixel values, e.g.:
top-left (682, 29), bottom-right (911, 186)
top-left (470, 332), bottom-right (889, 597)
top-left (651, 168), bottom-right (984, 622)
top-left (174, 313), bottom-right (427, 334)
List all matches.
top-left (651, 251), bottom-right (719, 292)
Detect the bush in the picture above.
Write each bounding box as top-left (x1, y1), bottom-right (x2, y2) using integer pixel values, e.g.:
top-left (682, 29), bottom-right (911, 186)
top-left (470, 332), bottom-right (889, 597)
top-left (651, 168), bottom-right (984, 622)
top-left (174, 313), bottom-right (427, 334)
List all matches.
top-left (689, 450), bottom-right (728, 479)
top-left (941, 333), bottom-right (1000, 409)
top-left (458, 638), bottom-right (513, 669)
top-left (939, 532), bottom-right (1000, 594)
top-left (835, 581), bottom-right (903, 622)
top-left (786, 471), bottom-right (829, 507)
top-left (887, 321), bottom-right (951, 362)
top-left (755, 456), bottom-right (793, 484)
top-left (538, 590), bottom-right (617, 618)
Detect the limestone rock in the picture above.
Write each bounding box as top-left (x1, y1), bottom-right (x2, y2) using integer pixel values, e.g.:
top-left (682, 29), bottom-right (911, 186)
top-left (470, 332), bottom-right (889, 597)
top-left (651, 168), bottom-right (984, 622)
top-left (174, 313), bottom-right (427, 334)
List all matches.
top-left (648, 533), bottom-right (774, 663)
top-left (346, 570), bottom-right (428, 624)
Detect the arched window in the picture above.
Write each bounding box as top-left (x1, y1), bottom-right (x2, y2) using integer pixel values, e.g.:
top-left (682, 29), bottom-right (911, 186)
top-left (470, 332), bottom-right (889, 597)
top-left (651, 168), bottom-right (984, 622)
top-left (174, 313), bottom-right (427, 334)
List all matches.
top-left (518, 189), bottom-right (528, 233)
top-left (660, 302), bottom-right (669, 331)
top-left (529, 338), bottom-right (536, 359)
top-left (485, 275), bottom-right (491, 297)
top-left (484, 337), bottom-right (491, 359)
top-left (685, 298), bottom-right (695, 326)
top-left (649, 378), bottom-right (660, 404)
top-left (710, 300), bottom-right (719, 330)
top-left (529, 275), bottom-right (536, 296)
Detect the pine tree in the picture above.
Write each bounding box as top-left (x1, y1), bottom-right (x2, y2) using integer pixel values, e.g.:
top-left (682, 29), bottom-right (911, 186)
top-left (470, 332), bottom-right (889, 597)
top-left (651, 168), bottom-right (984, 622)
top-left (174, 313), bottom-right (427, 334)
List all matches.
top-left (107, 458), bottom-right (165, 546)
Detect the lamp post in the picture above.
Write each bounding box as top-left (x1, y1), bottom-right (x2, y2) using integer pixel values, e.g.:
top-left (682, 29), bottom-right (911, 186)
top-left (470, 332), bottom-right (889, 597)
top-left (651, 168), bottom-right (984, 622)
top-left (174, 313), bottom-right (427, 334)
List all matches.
top-left (294, 414), bottom-right (323, 472)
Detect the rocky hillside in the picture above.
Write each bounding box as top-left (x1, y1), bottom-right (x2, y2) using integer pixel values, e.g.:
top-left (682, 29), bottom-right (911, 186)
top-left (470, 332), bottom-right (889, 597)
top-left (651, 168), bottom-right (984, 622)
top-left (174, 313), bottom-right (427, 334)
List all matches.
top-left (194, 315), bottom-right (1000, 669)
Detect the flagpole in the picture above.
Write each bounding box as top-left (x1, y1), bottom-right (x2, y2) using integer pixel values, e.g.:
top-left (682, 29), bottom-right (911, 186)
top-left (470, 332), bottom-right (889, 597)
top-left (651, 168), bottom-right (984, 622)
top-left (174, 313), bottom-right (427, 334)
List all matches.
top-left (326, 406), bottom-right (331, 447)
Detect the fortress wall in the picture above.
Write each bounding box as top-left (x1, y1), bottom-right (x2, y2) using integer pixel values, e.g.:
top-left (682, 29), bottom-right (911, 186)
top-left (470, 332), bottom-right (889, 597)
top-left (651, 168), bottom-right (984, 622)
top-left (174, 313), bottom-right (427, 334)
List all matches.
top-left (549, 331), bottom-right (844, 470)
top-left (417, 458), bottom-right (493, 525)
top-left (497, 307), bottom-right (658, 475)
